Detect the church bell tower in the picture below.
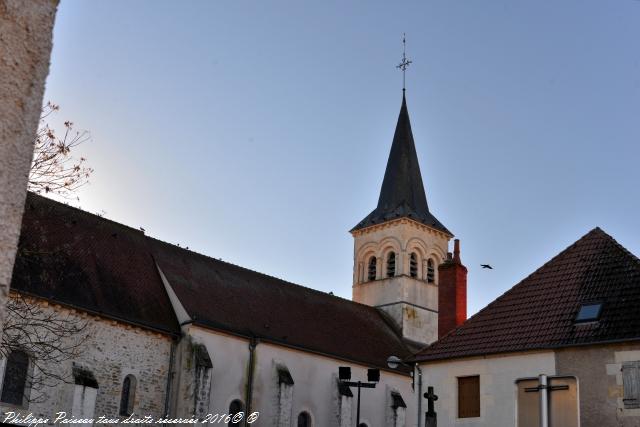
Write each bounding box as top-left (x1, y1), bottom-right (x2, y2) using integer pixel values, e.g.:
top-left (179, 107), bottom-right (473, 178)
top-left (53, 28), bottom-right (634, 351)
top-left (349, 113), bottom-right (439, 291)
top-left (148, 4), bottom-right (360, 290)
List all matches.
top-left (351, 93), bottom-right (455, 346)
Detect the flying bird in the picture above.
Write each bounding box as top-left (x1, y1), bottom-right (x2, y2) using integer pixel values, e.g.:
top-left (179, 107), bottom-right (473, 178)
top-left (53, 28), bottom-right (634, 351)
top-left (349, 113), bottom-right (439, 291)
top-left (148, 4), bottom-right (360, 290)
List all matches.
top-left (481, 264), bottom-right (493, 269)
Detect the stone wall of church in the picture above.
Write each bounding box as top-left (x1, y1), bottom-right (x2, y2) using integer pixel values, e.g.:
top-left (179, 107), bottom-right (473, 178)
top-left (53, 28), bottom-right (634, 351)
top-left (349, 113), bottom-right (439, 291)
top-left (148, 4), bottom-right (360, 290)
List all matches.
top-left (0, 295), bottom-right (173, 425)
top-left (175, 325), bottom-right (416, 427)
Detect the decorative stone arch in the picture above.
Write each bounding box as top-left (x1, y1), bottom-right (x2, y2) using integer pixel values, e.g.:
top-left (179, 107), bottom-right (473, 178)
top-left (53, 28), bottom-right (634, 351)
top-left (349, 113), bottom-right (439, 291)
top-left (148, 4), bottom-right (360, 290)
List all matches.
top-left (406, 237), bottom-right (429, 257)
top-left (119, 373), bottom-right (137, 416)
top-left (424, 250), bottom-right (444, 284)
top-left (377, 236), bottom-right (402, 257)
top-left (296, 407), bottom-right (315, 427)
top-left (429, 244), bottom-right (447, 263)
top-left (356, 243), bottom-right (379, 283)
top-left (356, 242), bottom-right (378, 262)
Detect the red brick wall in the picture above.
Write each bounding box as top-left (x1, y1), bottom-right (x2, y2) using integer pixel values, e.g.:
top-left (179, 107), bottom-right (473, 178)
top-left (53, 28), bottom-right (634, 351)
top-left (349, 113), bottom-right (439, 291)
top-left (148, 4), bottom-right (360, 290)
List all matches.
top-left (438, 240), bottom-right (467, 338)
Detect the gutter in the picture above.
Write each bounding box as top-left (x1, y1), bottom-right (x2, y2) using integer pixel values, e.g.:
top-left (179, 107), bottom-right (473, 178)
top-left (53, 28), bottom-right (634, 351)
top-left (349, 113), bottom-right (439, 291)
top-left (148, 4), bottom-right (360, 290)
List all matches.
top-left (163, 338), bottom-right (177, 418)
top-left (412, 336), bottom-right (640, 364)
top-left (245, 337), bottom-right (259, 421)
top-left (415, 364), bottom-right (423, 427)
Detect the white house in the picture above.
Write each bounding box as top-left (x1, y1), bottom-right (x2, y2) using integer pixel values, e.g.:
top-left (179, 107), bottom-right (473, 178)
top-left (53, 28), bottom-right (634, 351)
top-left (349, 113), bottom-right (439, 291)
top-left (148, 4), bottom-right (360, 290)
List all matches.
top-left (415, 227), bottom-right (640, 427)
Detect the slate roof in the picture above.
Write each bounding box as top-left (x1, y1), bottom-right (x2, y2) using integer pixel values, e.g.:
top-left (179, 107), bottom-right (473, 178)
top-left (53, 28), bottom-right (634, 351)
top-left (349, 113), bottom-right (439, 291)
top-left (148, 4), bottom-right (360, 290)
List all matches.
top-left (352, 94), bottom-right (451, 235)
top-left (12, 193), bottom-right (411, 368)
top-left (415, 228), bottom-right (640, 362)
top-left (12, 193), bottom-right (180, 335)
top-left (149, 237), bottom-right (411, 368)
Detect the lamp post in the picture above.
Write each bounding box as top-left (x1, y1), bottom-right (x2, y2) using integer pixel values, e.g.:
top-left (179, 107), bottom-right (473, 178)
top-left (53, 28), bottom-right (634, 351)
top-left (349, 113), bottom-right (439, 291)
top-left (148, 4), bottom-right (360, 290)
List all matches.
top-left (338, 366), bottom-right (380, 427)
top-left (387, 356), bottom-right (423, 427)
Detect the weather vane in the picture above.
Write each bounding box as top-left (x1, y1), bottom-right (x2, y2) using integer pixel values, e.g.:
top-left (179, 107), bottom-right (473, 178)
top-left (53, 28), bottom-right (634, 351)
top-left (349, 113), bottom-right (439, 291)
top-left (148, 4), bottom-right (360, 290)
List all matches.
top-left (396, 33), bottom-right (412, 92)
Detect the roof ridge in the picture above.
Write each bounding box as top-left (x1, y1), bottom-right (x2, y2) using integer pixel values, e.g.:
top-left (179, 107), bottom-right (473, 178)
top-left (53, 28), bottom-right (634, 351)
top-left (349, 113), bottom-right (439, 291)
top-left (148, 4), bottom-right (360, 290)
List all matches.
top-left (421, 227), bottom-right (628, 353)
top-left (146, 234), bottom-right (388, 314)
top-left (590, 226), bottom-right (640, 268)
top-left (27, 192), bottom-right (145, 235)
top-left (417, 226), bottom-right (640, 361)
top-left (29, 193), bottom-right (382, 314)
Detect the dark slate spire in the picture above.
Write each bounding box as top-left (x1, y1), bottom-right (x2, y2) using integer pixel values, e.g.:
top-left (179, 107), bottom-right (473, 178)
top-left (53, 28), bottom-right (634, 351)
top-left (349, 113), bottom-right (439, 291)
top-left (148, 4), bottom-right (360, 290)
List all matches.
top-left (351, 94), bottom-right (451, 235)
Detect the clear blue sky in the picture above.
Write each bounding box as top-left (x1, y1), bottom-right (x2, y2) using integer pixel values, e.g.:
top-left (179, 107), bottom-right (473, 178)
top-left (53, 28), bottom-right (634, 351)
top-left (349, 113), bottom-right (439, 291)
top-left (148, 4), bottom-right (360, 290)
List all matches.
top-left (43, 0), bottom-right (640, 315)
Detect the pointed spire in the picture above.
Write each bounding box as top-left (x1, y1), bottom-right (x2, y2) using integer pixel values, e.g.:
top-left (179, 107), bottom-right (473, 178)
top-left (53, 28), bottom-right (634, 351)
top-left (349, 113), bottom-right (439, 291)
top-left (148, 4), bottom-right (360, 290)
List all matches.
top-left (377, 93), bottom-right (428, 214)
top-left (351, 94), bottom-right (451, 235)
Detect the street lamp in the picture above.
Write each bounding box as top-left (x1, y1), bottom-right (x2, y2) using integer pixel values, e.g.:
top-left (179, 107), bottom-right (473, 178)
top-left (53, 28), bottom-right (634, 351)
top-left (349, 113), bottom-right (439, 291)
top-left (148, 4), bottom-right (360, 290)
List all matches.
top-left (338, 366), bottom-right (380, 427)
top-left (387, 356), bottom-right (423, 427)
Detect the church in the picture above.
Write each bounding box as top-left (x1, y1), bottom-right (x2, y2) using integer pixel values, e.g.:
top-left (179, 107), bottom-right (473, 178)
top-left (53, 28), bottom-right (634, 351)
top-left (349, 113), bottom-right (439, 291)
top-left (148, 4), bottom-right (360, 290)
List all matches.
top-left (1, 92), bottom-right (460, 426)
top-left (3, 89), bottom-right (640, 427)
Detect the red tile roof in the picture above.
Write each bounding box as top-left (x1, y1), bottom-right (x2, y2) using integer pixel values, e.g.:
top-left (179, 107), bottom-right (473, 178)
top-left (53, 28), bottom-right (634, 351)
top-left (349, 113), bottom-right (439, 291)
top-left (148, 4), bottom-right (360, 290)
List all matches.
top-left (149, 238), bottom-right (411, 368)
top-left (12, 193), bottom-right (410, 368)
top-left (415, 228), bottom-right (640, 362)
top-left (12, 193), bottom-right (180, 335)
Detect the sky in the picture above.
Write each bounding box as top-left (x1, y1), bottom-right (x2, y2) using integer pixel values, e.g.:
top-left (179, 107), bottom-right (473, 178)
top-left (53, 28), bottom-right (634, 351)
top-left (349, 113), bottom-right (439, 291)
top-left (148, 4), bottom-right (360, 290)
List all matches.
top-left (42, 0), bottom-right (640, 315)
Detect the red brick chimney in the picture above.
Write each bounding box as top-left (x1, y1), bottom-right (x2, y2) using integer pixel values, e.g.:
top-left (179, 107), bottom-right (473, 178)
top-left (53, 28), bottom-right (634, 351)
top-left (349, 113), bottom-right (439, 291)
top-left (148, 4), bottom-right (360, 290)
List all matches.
top-left (438, 239), bottom-right (467, 339)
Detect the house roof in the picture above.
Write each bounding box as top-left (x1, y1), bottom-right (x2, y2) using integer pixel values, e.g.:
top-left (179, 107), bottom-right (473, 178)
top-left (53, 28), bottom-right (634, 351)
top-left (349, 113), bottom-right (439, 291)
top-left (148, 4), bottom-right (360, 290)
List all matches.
top-left (11, 193), bottom-right (181, 335)
top-left (12, 193), bottom-right (411, 368)
top-left (415, 228), bottom-right (640, 362)
top-left (351, 94), bottom-right (450, 235)
top-left (149, 237), bottom-right (411, 368)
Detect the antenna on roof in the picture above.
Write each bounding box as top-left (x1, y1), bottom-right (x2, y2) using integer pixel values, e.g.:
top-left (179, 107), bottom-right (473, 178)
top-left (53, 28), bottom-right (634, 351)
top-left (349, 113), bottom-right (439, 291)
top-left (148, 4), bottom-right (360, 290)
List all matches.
top-left (396, 33), bottom-right (412, 93)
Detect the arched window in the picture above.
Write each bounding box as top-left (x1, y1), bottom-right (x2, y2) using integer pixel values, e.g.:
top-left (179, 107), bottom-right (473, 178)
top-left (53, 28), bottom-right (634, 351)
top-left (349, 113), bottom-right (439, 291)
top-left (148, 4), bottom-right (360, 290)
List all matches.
top-left (1, 350), bottom-right (29, 406)
top-left (228, 400), bottom-right (244, 426)
top-left (427, 259), bottom-right (435, 283)
top-left (119, 374), bottom-right (137, 416)
top-left (367, 256), bottom-right (377, 281)
top-left (386, 252), bottom-right (396, 277)
top-left (409, 252), bottom-right (418, 278)
top-left (297, 412), bottom-right (312, 427)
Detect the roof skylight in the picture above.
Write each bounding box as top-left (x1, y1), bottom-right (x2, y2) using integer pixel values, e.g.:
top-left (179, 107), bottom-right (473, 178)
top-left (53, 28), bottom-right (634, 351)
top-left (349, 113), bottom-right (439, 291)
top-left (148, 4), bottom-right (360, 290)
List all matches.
top-left (575, 303), bottom-right (602, 323)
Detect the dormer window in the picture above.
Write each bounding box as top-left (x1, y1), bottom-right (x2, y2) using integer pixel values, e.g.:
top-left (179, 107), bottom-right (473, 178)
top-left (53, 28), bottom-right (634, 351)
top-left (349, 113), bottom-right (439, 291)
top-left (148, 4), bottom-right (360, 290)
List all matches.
top-left (367, 256), bottom-right (377, 281)
top-left (427, 259), bottom-right (435, 283)
top-left (387, 252), bottom-right (396, 277)
top-left (575, 303), bottom-right (602, 323)
top-left (410, 253), bottom-right (418, 278)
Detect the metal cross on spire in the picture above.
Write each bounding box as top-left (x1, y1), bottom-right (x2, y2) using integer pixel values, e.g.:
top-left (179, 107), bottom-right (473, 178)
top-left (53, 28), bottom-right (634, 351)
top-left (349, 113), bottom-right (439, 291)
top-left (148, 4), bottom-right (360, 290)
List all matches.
top-left (396, 33), bottom-right (412, 92)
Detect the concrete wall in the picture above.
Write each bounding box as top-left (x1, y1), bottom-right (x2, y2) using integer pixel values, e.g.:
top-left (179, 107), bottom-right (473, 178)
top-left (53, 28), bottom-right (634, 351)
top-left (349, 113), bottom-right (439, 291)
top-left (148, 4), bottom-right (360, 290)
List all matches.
top-left (555, 343), bottom-right (640, 427)
top-left (0, 295), bottom-right (173, 426)
top-left (0, 0), bottom-right (58, 331)
top-left (175, 325), bottom-right (416, 427)
top-left (420, 351), bottom-right (556, 427)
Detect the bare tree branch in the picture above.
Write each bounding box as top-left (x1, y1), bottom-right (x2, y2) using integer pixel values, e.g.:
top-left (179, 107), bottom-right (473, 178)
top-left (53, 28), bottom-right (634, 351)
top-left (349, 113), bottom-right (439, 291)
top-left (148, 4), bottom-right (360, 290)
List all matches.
top-left (1, 293), bottom-right (90, 403)
top-left (28, 102), bottom-right (94, 200)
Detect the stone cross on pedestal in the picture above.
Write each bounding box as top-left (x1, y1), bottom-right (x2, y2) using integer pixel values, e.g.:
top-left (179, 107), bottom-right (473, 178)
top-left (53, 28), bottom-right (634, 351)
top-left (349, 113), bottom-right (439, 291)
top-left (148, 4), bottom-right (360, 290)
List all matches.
top-left (424, 386), bottom-right (438, 427)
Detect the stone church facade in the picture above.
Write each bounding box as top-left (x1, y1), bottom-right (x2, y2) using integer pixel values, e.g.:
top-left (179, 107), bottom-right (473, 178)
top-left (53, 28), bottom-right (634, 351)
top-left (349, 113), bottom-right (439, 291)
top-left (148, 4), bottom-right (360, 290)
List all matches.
top-left (1, 93), bottom-right (466, 426)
